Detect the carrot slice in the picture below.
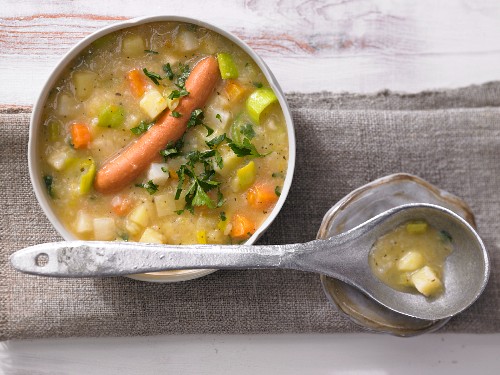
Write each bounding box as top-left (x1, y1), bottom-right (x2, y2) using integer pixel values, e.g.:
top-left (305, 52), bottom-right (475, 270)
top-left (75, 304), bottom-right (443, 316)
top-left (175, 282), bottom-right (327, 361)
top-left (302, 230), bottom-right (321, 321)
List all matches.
top-left (224, 80), bottom-right (248, 102)
top-left (247, 183), bottom-right (279, 210)
top-left (230, 214), bottom-right (256, 239)
top-left (127, 68), bottom-right (149, 98)
top-left (70, 123), bottom-right (91, 149)
top-left (111, 195), bottom-right (134, 216)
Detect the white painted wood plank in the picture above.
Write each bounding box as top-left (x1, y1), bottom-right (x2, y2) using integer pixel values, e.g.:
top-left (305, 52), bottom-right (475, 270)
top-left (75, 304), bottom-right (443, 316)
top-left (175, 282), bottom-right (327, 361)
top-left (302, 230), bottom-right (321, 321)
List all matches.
top-left (2, 334), bottom-right (500, 374)
top-left (1, 0), bottom-right (500, 105)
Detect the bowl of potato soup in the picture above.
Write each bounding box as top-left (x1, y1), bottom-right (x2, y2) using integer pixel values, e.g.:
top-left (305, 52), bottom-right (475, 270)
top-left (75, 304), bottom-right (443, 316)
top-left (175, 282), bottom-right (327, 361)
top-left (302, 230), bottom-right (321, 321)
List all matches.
top-left (29, 16), bottom-right (295, 282)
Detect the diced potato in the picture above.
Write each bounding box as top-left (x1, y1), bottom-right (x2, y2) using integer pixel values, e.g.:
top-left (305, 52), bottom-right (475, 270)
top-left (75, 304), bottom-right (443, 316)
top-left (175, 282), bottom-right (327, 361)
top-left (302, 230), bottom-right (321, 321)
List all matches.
top-left (406, 221), bottom-right (428, 234)
top-left (128, 203), bottom-right (150, 227)
top-left (72, 71), bottom-right (97, 100)
top-left (206, 229), bottom-right (225, 244)
top-left (410, 266), bottom-right (443, 297)
top-left (154, 193), bottom-right (177, 217)
top-left (125, 220), bottom-right (142, 236)
top-left (196, 230), bottom-right (207, 244)
top-left (122, 34), bottom-right (145, 57)
top-left (147, 163), bottom-right (170, 185)
top-left (215, 144), bottom-right (240, 176)
top-left (177, 30), bottom-right (199, 52)
top-left (47, 149), bottom-right (71, 171)
top-left (232, 161), bottom-right (256, 192)
top-left (139, 228), bottom-right (164, 244)
top-left (397, 251), bottom-right (426, 272)
top-left (93, 218), bottom-right (116, 240)
top-left (75, 210), bottom-right (93, 234)
top-left (57, 93), bottom-right (78, 117)
top-left (140, 89), bottom-right (168, 119)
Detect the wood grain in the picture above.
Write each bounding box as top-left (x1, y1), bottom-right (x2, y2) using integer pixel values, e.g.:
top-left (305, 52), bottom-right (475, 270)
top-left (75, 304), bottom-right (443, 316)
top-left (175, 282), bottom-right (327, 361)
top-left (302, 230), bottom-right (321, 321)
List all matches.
top-left (1, 0), bottom-right (500, 106)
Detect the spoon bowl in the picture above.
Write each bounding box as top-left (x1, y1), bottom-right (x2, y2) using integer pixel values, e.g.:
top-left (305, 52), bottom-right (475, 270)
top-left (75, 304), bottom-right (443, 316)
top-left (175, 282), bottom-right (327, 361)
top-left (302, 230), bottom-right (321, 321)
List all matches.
top-left (10, 203), bottom-right (489, 321)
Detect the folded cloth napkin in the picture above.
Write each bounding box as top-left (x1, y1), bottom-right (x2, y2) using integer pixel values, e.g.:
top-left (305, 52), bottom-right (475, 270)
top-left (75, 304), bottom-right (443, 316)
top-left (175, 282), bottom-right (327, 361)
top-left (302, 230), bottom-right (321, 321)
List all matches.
top-left (1, 83), bottom-right (500, 340)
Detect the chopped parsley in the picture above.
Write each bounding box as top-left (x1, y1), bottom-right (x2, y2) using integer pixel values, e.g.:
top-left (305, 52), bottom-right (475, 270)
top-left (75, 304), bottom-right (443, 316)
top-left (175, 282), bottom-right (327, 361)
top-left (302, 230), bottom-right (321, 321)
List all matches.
top-left (160, 137), bottom-right (184, 160)
top-left (175, 63), bottom-right (191, 89)
top-left (161, 166), bottom-right (168, 173)
top-left (187, 109), bottom-right (213, 136)
top-left (143, 68), bottom-right (162, 85)
top-left (130, 120), bottom-right (154, 135)
top-left (43, 175), bottom-right (55, 198)
top-left (228, 138), bottom-right (266, 157)
top-left (162, 63), bottom-right (174, 80)
top-left (144, 49), bottom-right (159, 55)
top-left (216, 113), bottom-right (222, 122)
top-left (275, 186), bottom-right (281, 197)
top-left (253, 82), bottom-right (263, 88)
top-left (171, 111), bottom-right (182, 118)
top-left (272, 172), bottom-right (284, 178)
top-left (135, 180), bottom-right (159, 195)
top-left (168, 89), bottom-right (190, 100)
top-left (219, 212), bottom-right (227, 221)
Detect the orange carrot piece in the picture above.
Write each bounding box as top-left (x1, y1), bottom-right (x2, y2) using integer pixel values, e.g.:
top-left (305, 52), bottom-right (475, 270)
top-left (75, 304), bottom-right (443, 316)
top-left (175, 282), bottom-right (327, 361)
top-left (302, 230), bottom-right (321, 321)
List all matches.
top-left (230, 214), bottom-right (256, 239)
top-left (127, 68), bottom-right (149, 98)
top-left (111, 195), bottom-right (134, 216)
top-left (224, 80), bottom-right (248, 102)
top-left (247, 183), bottom-right (279, 210)
top-left (70, 123), bottom-right (91, 149)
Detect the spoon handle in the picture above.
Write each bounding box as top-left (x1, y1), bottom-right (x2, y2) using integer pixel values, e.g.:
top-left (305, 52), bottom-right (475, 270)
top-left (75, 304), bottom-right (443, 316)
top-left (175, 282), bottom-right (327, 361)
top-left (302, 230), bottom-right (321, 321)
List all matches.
top-left (9, 240), bottom-right (305, 277)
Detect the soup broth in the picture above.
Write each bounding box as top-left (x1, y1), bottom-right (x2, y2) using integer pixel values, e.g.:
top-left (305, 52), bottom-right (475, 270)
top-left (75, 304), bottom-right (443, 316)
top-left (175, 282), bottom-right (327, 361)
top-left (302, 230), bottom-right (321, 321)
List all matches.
top-left (39, 22), bottom-right (289, 246)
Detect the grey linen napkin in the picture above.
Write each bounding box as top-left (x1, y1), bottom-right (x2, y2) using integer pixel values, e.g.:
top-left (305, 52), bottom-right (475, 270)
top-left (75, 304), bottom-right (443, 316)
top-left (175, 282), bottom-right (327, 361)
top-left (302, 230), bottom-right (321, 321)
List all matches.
top-left (1, 83), bottom-right (500, 339)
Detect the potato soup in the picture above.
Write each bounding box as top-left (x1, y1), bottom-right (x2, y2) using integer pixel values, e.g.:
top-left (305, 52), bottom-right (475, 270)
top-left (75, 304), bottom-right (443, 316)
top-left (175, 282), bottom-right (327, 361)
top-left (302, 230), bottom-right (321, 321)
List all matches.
top-left (39, 22), bottom-right (289, 246)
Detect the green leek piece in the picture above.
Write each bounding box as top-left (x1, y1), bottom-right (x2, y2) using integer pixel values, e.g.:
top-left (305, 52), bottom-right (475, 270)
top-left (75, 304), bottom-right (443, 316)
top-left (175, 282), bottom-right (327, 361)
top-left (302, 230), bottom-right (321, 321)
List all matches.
top-left (245, 88), bottom-right (277, 124)
top-left (406, 221), bottom-right (428, 234)
top-left (79, 158), bottom-right (96, 195)
top-left (230, 113), bottom-right (255, 146)
top-left (47, 121), bottom-right (60, 142)
top-left (236, 161), bottom-right (256, 190)
top-left (97, 104), bottom-right (125, 128)
top-left (217, 53), bottom-right (239, 80)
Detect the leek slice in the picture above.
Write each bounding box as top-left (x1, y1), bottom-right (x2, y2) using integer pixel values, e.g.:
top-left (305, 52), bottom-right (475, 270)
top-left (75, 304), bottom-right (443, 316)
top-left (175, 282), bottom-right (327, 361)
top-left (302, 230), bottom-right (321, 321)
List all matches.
top-left (217, 53), bottom-right (239, 79)
top-left (245, 88), bottom-right (277, 124)
top-left (79, 158), bottom-right (96, 195)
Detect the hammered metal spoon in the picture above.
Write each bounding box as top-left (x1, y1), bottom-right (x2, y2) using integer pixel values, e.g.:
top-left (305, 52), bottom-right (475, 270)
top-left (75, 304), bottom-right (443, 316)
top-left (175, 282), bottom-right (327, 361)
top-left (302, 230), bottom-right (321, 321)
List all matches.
top-left (10, 203), bottom-right (489, 321)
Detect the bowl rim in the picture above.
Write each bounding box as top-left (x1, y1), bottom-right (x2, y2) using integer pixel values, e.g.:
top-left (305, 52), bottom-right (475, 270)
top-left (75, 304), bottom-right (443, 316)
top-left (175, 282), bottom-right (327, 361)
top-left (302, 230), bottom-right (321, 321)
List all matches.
top-left (28, 15), bottom-right (296, 283)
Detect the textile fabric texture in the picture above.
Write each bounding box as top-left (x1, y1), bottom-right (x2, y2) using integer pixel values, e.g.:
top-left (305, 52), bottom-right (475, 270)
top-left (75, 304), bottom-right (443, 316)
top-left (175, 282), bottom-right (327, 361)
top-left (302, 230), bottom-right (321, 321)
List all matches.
top-left (1, 83), bottom-right (500, 339)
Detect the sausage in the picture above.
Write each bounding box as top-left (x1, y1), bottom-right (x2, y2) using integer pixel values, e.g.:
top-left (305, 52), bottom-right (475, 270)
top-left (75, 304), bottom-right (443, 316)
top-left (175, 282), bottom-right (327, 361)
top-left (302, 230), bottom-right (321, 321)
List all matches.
top-left (94, 56), bottom-right (220, 194)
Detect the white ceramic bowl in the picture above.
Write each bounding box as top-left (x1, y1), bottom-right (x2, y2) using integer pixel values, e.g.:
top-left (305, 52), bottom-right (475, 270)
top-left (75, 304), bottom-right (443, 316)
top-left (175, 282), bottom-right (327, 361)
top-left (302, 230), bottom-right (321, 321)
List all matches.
top-left (29, 16), bottom-right (296, 283)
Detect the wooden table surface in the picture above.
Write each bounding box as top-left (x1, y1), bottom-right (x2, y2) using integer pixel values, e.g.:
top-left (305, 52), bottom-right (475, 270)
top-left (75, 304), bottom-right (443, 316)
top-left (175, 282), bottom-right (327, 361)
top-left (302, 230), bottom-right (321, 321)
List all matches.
top-left (1, 1), bottom-right (500, 373)
top-left (2, 0), bottom-right (500, 108)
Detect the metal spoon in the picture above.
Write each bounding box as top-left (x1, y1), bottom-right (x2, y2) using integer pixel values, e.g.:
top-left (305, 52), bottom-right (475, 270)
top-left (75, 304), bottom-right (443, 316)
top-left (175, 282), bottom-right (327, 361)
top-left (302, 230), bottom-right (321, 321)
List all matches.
top-left (10, 203), bottom-right (489, 321)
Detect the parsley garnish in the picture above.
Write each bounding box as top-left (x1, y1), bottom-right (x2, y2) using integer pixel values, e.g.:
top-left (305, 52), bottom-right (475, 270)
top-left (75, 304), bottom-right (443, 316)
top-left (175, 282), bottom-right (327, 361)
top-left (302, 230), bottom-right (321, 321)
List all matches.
top-left (219, 212), bottom-right (227, 221)
top-left (135, 180), bottom-right (159, 195)
top-left (160, 137), bottom-right (184, 160)
top-left (228, 138), bottom-right (266, 157)
top-left (206, 134), bottom-right (227, 149)
top-left (161, 166), bottom-right (168, 173)
top-left (163, 63), bottom-right (174, 80)
top-left (144, 49), bottom-right (159, 55)
top-left (216, 114), bottom-right (222, 122)
top-left (176, 63), bottom-right (190, 89)
top-left (168, 89), bottom-right (189, 100)
top-left (239, 123), bottom-right (255, 139)
top-left (174, 149), bottom-right (224, 213)
top-left (130, 120), bottom-right (154, 135)
top-left (253, 82), bottom-right (263, 88)
top-left (143, 68), bottom-right (162, 85)
top-left (171, 111), bottom-right (182, 118)
top-left (275, 186), bottom-right (281, 197)
top-left (43, 175), bottom-right (55, 198)
top-left (187, 109), bottom-right (213, 136)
